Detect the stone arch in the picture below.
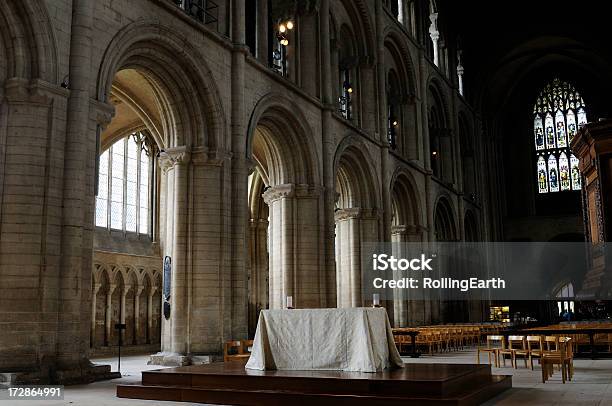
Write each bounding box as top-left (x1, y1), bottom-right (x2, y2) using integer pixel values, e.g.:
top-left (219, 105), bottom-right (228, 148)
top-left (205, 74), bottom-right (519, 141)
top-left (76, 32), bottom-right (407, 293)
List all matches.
top-left (433, 195), bottom-right (457, 241)
top-left (427, 78), bottom-right (450, 128)
top-left (333, 136), bottom-right (381, 308)
top-left (390, 168), bottom-right (423, 229)
top-left (96, 20), bottom-right (226, 151)
top-left (246, 93), bottom-right (319, 186)
top-left (0, 0), bottom-right (58, 83)
top-left (336, 0), bottom-right (375, 60)
top-left (428, 78), bottom-right (453, 181)
top-left (383, 29), bottom-right (417, 96)
top-left (333, 136), bottom-right (380, 210)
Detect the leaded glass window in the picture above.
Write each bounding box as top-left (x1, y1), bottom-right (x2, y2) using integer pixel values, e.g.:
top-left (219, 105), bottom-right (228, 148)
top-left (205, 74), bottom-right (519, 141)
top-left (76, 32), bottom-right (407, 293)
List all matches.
top-left (534, 79), bottom-right (585, 193)
top-left (95, 132), bottom-right (154, 235)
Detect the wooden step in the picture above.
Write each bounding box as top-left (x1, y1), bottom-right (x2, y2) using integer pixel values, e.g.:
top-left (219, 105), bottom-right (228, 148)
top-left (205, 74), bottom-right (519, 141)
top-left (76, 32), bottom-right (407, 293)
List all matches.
top-left (117, 374), bottom-right (511, 406)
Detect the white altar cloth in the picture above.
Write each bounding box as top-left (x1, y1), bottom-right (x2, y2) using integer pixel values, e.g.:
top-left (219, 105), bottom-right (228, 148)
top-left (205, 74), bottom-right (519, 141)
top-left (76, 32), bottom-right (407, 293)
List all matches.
top-left (245, 307), bottom-right (403, 373)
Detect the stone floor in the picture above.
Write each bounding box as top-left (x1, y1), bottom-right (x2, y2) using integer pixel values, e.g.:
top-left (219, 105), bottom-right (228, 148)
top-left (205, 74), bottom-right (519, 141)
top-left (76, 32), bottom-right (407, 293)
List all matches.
top-left (2, 351), bottom-right (612, 405)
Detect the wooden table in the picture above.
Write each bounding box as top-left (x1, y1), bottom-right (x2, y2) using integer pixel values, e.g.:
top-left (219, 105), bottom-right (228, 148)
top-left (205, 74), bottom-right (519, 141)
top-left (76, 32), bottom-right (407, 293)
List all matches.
top-left (393, 330), bottom-right (421, 358)
top-left (517, 327), bottom-right (612, 359)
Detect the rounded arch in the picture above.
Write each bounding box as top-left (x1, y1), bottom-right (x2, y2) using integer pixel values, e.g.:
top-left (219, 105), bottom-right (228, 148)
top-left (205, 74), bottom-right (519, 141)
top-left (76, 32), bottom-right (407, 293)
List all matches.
top-left (0, 0), bottom-right (58, 83)
top-left (334, 0), bottom-right (375, 60)
top-left (427, 78), bottom-right (450, 128)
top-left (333, 136), bottom-right (380, 210)
top-left (246, 93), bottom-right (319, 186)
top-left (96, 20), bottom-right (226, 151)
top-left (433, 195), bottom-right (457, 241)
top-left (383, 29), bottom-right (418, 97)
top-left (390, 167), bottom-right (423, 227)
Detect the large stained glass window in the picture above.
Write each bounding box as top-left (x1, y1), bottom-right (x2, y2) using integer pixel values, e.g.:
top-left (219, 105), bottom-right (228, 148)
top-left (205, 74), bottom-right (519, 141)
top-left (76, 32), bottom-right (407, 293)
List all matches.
top-left (534, 78), bottom-right (586, 193)
top-left (96, 132), bottom-right (153, 235)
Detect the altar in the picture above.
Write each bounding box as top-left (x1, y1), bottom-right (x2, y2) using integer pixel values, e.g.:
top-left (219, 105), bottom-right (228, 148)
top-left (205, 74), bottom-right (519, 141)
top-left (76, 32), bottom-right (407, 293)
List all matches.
top-left (245, 307), bottom-right (403, 372)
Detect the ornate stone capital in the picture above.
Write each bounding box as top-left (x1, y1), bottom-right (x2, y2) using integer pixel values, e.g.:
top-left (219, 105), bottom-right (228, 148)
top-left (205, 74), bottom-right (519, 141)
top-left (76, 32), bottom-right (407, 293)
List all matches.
top-left (159, 146), bottom-right (191, 172)
top-left (335, 207), bottom-right (361, 222)
top-left (392, 224), bottom-right (427, 236)
top-left (91, 99), bottom-right (115, 128)
top-left (262, 184), bottom-right (295, 204)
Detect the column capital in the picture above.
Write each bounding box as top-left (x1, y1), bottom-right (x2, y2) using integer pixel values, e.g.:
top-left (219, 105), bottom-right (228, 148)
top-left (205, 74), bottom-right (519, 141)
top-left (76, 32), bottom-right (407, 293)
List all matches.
top-left (159, 146), bottom-right (191, 172)
top-left (392, 224), bottom-right (427, 235)
top-left (334, 207), bottom-right (362, 222)
top-left (262, 184), bottom-right (295, 204)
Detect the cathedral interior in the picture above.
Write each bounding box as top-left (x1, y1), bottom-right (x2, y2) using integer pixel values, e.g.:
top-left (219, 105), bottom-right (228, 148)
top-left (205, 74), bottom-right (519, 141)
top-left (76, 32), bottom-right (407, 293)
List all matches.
top-left (1, 0), bottom-right (612, 404)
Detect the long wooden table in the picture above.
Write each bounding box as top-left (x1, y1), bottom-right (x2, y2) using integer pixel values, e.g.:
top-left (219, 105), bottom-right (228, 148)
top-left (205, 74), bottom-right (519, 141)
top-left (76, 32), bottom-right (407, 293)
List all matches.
top-left (517, 327), bottom-right (612, 359)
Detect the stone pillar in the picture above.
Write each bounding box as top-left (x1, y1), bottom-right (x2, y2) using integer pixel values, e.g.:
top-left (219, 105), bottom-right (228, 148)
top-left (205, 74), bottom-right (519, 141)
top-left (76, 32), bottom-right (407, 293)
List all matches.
top-left (105, 284), bottom-right (116, 347)
top-left (429, 13), bottom-right (440, 66)
top-left (91, 284), bottom-right (101, 347)
top-left (257, 0), bottom-right (269, 62)
top-left (157, 147), bottom-right (190, 364)
top-left (263, 184), bottom-right (324, 309)
top-left (120, 287), bottom-right (130, 343)
top-left (335, 208), bottom-right (362, 308)
top-left (147, 287), bottom-right (156, 344)
top-left (134, 285), bottom-right (144, 345)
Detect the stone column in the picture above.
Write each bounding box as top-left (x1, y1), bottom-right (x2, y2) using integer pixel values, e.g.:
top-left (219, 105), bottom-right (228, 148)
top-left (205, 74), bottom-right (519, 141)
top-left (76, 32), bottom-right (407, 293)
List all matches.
top-left (134, 285), bottom-right (144, 345)
top-left (263, 184), bottom-right (324, 309)
top-left (429, 13), bottom-right (440, 66)
top-left (120, 286), bottom-right (130, 344)
top-left (147, 287), bottom-right (157, 345)
top-left (335, 208), bottom-right (363, 308)
top-left (105, 284), bottom-right (117, 346)
top-left (157, 147), bottom-right (190, 364)
top-left (91, 284), bottom-right (101, 347)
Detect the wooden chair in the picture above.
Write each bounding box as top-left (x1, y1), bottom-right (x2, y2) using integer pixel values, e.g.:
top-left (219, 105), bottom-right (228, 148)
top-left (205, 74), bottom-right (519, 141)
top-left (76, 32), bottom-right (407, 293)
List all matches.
top-left (477, 335), bottom-right (504, 367)
top-left (224, 340), bottom-right (250, 362)
top-left (242, 339), bottom-right (254, 355)
top-left (541, 336), bottom-right (573, 383)
top-left (503, 336), bottom-right (529, 369)
top-left (526, 335), bottom-right (544, 370)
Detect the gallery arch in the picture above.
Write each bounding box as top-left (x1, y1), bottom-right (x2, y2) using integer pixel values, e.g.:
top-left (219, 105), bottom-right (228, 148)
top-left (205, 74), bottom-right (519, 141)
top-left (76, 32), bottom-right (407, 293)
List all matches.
top-left (428, 82), bottom-right (453, 183)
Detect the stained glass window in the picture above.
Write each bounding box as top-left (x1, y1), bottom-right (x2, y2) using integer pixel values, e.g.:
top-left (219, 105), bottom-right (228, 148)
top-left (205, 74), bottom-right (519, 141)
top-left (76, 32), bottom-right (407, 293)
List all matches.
top-left (95, 131), bottom-right (154, 235)
top-left (534, 79), bottom-right (586, 194)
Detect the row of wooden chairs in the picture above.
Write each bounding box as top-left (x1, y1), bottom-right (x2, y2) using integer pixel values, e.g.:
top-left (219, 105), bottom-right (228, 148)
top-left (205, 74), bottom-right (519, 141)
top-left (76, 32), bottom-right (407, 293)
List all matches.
top-left (224, 339), bottom-right (254, 362)
top-left (394, 324), bottom-right (507, 355)
top-left (477, 335), bottom-right (574, 383)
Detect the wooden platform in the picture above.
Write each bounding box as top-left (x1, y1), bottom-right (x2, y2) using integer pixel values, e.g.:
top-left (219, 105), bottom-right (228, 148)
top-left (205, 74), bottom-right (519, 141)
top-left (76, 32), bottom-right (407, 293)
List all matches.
top-left (117, 361), bottom-right (511, 405)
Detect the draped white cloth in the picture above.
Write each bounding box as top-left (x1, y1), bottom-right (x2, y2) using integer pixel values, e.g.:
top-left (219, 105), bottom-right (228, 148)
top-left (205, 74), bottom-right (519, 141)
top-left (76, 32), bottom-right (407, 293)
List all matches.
top-left (245, 307), bottom-right (404, 373)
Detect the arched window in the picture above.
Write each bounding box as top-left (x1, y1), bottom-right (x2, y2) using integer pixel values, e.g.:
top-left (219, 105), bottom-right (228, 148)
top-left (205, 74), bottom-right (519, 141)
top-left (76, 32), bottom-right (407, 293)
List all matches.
top-left (534, 78), bottom-right (586, 194)
top-left (95, 132), bottom-right (154, 235)
top-left (555, 282), bottom-right (574, 316)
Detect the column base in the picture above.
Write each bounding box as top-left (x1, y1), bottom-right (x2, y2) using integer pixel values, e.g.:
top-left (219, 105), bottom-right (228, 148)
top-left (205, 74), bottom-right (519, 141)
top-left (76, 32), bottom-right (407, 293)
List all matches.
top-left (148, 352), bottom-right (220, 366)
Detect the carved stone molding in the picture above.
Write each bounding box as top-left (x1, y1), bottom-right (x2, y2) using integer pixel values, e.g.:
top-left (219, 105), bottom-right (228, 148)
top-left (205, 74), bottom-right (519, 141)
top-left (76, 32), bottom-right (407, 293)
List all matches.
top-left (3, 77), bottom-right (62, 105)
top-left (159, 145), bottom-right (191, 172)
